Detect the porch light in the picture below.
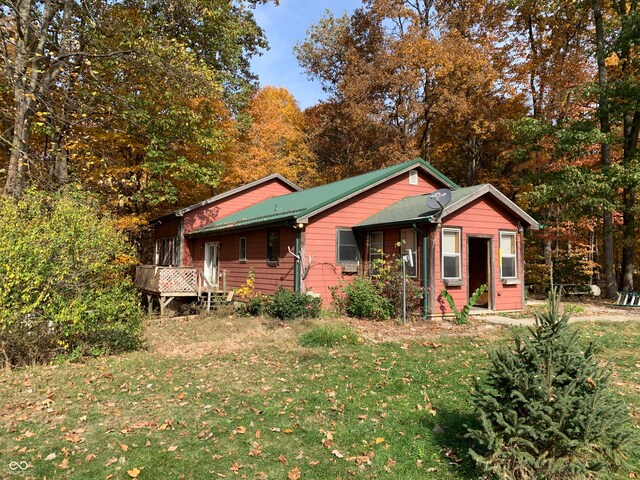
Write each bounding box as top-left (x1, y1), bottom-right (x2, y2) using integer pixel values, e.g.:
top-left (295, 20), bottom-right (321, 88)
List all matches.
top-left (297, 223), bottom-right (304, 229)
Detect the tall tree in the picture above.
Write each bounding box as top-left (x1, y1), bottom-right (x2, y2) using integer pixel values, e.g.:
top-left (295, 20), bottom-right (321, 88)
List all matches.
top-left (223, 86), bottom-right (315, 188)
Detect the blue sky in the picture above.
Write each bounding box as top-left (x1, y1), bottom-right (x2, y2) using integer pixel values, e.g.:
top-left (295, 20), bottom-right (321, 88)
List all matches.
top-left (250, 0), bottom-right (362, 110)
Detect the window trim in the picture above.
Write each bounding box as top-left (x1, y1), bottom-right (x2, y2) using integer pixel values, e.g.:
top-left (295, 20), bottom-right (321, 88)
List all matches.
top-left (336, 227), bottom-right (359, 267)
top-left (239, 236), bottom-right (247, 262)
top-left (409, 169), bottom-right (418, 185)
top-left (441, 227), bottom-right (462, 280)
top-left (401, 228), bottom-right (418, 278)
top-left (499, 230), bottom-right (518, 279)
top-left (267, 228), bottom-right (279, 266)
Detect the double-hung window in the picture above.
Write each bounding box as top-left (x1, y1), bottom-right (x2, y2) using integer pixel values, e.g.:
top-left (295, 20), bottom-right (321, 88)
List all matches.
top-left (500, 231), bottom-right (517, 279)
top-left (401, 228), bottom-right (418, 277)
top-left (267, 228), bottom-right (279, 265)
top-left (337, 228), bottom-right (359, 268)
top-left (442, 228), bottom-right (461, 280)
top-left (239, 237), bottom-right (247, 262)
top-left (369, 231), bottom-right (384, 276)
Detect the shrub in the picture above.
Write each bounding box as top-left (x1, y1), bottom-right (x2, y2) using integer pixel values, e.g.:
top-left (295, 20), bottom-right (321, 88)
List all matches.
top-left (466, 291), bottom-right (632, 479)
top-left (0, 189), bottom-right (143, 367)
top-left (298, 323), bottom-right (360, 347)
top-left (268, 287), bottom-right (322, 320)
top-left (338, 277), bottom-right (394, 320)
top-left (372, 251), bottom-right (423, 318)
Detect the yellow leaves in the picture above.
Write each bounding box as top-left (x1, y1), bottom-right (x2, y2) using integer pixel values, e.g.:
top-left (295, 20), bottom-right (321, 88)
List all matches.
top-left (605, 52), bottom-right (620, 67)
top-left (375, 437), bottom-right (385, 445)
top-left (287, 466), bottom-right (301, 480)
top-left (127, 468), bottom-right (141, 478)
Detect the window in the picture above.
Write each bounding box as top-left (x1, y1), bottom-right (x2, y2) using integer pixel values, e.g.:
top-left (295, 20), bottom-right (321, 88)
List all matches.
top-left (337, 228), bottom-right (359, 264)
top-left (409, 169), bottom-right (418, 185)
top-left (267, 228), bottom-right (279, 265)
top-left (401, 228), bottom-right (418, 277)
top-left (369, 231), bottom-right (384, 275)
top-left (500, 231), bottom-right (517, 279)
top-left (155, 236), bottom-right (178, 266)
top-left (239, 237), bottom-right (247, 262)
top-left (442, 228), bottom-right (461, 279)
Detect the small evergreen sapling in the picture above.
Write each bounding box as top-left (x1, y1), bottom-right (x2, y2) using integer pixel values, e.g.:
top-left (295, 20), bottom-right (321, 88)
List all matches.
top-left (466, 291), bottom-right (632, 479)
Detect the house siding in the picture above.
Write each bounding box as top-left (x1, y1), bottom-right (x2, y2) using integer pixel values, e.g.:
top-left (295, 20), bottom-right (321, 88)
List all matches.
top-left (191, 226), bottom-right (296, 295)
top-left (433, 197), bottom-right (524, 317)
top-left (152, 179), bottom-right (296, 266)
top-left (303, 170), bottom-right (442, 303)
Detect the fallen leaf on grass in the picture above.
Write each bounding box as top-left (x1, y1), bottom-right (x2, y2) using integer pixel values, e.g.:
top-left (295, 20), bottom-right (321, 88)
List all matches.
top-left (85, 454), bottom-right (96, 462)
top-left (375, 437), bottom-right (385, 445)
top-left (278, 454), bottom-right (288, 465)
top-left (167, 445), bottom-right (178, 452)
top-left (105, 457), bottom-right (118, 466)
top-left (127, 468), bottom-right (141, 478)
top-left (331, 450), bottom-right (344, 459)
top-left (44, 453), bottom-right (57, 461)
top-left (288, 466), bottom-right (301, 480)
top-left (24, 430), bottom-right (36, 438)
top-left (57, 457), bottom-right (69, 469)
top-left (120, 443), bottom-right (129, 452)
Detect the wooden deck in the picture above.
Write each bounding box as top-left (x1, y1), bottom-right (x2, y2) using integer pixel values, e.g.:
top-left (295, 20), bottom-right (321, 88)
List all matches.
top-left (134, 266), bottom-right (232, 316)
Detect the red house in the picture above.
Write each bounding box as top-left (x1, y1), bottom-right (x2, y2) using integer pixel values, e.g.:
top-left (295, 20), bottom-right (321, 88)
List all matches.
top-left (137, 158), bottom-right (538, 318)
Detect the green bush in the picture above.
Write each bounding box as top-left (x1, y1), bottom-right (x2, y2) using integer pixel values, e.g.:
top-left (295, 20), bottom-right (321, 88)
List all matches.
top-left (298, 323), bottom-right (360, 347)
top-left (372, 252), bottom-right (423, 318)
top-left (466, 291), bottom-right (633, 479)
top-left (0, 189), bottom-right (143, 367)
top-left (268, 287), bottom-right (322, 320)
top-left (337, 277), bottom-right (394, 320)
top-left (238, 295), bottom-right (269, 316)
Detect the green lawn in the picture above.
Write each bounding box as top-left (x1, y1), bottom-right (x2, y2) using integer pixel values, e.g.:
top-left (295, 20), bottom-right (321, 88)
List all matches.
top-left (1, 316), bottom-right (639, 479)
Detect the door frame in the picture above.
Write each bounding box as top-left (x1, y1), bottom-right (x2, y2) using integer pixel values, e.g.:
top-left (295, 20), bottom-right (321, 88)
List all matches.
top-left (204, 242), bottom-right (220, 289)
top-left (467, 235), bottom-right (493, 310)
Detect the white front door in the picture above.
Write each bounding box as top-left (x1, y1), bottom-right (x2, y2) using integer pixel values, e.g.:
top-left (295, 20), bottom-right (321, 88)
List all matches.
top-left (204, 242), bottom-right (219, 289)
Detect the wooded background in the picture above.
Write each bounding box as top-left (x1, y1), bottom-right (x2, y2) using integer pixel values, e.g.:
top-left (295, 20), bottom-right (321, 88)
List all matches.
top-left (1, 0), bottom-right (638, 297)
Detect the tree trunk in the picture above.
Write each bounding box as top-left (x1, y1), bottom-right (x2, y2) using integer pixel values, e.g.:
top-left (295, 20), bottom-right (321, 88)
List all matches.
top-left (593, 0), bottom-right (617, 299)
top-left (3, 96), bottom-right (31, 198)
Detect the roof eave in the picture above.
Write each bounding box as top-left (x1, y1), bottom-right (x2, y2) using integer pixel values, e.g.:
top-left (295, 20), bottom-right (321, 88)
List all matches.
top-left (150, 174), bottom-right (300, 225)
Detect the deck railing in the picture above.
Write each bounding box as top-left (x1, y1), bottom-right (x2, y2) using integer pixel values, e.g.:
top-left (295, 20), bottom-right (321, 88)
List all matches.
top-left (134, 265), bottom-right (197, 294)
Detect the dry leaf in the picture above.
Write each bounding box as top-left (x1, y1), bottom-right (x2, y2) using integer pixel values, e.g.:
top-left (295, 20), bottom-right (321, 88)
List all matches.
top-left (44, 453), bottom-right (57, 461)
top-left (278, 454), bottom-right (288, 465)
top-left (105, 457), bottom-right (118, 466)
top-left (288, 466), bottom-right (301, 480)
top-left (24, 430), bottom-right (36, 438)
top-left (85, 453), bottom-right (96, 462)
top-left (120, 443), bottom-right (129, 452)
top-left (177, 392), bottom-right (186, 400)
top-left (167, 445), bottom-right (178, 452)
top-left (57, 458), bottom-right (69, 469)
top-left (127, 468), bottom-right (141, 478)
top-left (375, 437), bottom-right (385, 445)
top-left (331, 450), bottom-right (344, 459)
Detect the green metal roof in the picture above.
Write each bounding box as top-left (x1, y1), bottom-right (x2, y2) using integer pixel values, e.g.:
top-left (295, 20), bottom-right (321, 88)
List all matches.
top-left (355, 185), bottom-right (486, 228)
top-left (355, 184), bottom-right (539, 229)
top-left (189, 158), bottom-right (458, 236)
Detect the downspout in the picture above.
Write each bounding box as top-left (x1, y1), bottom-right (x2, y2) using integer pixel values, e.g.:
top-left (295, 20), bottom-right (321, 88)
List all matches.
top-left (294, 228), bottom-right (301, 293)
top-left (413, 223), bottom-right (429, 320)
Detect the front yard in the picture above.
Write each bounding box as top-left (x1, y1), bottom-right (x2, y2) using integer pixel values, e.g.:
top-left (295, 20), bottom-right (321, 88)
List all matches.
top-left (1, 314), bottom-right (639, 479)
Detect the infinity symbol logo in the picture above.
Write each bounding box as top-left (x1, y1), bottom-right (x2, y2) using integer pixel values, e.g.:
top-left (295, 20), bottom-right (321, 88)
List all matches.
top-left (9, 461), bottom-right (29, 471)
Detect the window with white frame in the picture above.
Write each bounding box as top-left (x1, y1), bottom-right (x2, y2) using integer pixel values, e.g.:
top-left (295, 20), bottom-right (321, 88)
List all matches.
top-left (500, 231), bottom-right (517, 279)
top-left (369, 231), bottom-right (384, 275)
top-left (401, 228), bottom-right (418, 277)
top-left (337, 228), bottom-right (359, 264)
top-left (239, 236), bottom-right (247, 262)
top-left (442, 228), bottom-right (461, 279)
top-left (409, 169), bottom-right (418, 185)
top-left (155, 236), bottom-right (179, 266)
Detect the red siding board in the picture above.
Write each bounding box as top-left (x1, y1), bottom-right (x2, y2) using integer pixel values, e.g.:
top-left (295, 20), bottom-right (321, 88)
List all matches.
top-left (432, 197), bottom-right (525, 318)
top-left (304, 170), bottom-right (440, 303)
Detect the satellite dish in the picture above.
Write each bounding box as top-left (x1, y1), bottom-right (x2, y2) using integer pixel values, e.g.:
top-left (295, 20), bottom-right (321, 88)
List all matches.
top-left (426, 189), bottom-right (452, 210)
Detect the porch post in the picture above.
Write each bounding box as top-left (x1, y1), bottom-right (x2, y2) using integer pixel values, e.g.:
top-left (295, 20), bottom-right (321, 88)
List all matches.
top-left (413, 223), bottom-right (429, 320)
